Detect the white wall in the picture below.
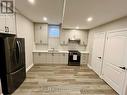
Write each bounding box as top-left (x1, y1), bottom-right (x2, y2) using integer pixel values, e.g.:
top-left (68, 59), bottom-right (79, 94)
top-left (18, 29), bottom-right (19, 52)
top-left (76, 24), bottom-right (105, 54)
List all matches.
top-left (16, 13), bottom-right (35, 69)
top-left (87, 16), bottom-right (127, 66)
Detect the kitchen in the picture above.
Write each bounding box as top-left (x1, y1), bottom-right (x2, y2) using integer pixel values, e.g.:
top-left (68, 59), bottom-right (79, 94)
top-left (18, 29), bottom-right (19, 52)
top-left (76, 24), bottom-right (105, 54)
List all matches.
top-left (0, 0), bottom-right (127, 95)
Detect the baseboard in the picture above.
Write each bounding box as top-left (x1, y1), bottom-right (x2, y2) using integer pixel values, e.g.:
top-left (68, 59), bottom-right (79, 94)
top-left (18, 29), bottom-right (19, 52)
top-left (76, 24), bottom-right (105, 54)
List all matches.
top-left (87, 64), bottom-right (92, 69)
top-left (26, 63), bottom-right (34, 72)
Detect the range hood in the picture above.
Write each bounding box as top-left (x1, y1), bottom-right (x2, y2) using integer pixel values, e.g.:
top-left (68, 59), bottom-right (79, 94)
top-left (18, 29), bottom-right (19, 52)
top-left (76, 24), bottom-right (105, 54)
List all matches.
top-left (68, 38), bottom-right (80, 43)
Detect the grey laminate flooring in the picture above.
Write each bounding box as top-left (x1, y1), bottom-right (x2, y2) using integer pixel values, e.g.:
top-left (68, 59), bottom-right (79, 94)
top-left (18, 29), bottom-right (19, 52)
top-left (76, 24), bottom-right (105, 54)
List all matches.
top-left (12, 64), bottom-right (118, 95)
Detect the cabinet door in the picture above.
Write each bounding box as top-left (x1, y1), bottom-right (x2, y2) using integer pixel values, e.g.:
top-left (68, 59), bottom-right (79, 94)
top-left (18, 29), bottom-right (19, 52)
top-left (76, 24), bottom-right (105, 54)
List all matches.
top-left (102, 30), bottom-right (127, 94)
top-left (41, 24), bottom-right (48, 44)
top-left (0, 14), bottom-right (6, 32)
top-left (60, 53), bottom-right (68, 64)
top-left (91, 32), bottom-right (106, 76)
top-left (34, 53), bottom-right (47, 64)
top-left (60, 31), bottom-right (68, 45)
top-left (81, 54), bottom-right (88, 64)
top-left (5, 14), bottom-right (16, 34)
top-left (35, 24), bottom-right (48, 44)
top-left (53, 53), bottom-right (60, 64)
top-left (35, 24), bottom-right (43, 44)
top-left (40, 53), bottom-right (47, 64)
top-left (33, 53), bottom-right (42, 64)
top-left (47, 53), bottom-right (53, 64)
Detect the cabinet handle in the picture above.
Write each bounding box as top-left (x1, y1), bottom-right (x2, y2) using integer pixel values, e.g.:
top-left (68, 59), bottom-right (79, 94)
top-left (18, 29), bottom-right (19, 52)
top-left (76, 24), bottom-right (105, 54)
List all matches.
top-left (5, 26), bottom-right (9, 32)
top-left (38, 53), bottom-right (41, 56)
top-left (52, 53), bottom-right (54, 56)
top-left (40, 40), bottom-right (42, 43)
top-left (98, 57), bottom-right (102, 59)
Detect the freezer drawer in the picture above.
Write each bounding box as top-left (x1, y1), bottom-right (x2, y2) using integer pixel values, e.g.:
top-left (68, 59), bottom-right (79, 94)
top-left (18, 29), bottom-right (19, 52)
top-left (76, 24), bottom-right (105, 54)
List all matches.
top-left (1, 67), bottom-right (26, 94)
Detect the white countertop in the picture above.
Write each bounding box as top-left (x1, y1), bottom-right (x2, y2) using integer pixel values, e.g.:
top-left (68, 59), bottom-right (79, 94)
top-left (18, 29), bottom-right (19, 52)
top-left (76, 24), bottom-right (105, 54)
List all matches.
top-left (32, 50), bottom-right (69, 53)
top-left (79, 51), bottom-right (89, 54)
top-left (33, 50), bottom-right (89, 54)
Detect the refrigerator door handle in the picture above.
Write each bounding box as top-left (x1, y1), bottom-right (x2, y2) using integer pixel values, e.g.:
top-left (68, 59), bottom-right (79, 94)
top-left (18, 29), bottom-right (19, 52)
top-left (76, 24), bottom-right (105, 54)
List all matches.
top-left (16, 41), bottom-right (20, 64)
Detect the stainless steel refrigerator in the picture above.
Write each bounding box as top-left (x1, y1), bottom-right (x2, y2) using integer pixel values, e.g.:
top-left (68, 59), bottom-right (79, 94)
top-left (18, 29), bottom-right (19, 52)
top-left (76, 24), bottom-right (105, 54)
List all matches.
top-left (0, 37), bottom-right (26, 94)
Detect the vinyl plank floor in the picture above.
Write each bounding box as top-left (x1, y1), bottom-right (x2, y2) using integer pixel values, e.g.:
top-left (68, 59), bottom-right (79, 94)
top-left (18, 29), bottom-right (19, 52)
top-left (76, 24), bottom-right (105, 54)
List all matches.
top-left (12, 64), bottom-right (118, 95)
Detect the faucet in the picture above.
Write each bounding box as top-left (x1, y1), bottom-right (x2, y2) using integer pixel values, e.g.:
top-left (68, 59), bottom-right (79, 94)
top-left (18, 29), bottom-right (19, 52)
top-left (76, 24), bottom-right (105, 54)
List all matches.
top-left (51, 48), bottom-right (55, 51)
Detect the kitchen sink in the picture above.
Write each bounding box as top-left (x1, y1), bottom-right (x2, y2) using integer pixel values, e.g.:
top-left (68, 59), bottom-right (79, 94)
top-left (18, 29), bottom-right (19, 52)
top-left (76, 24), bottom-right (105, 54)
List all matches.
top-left (48, 49), bottom-right (59, 53)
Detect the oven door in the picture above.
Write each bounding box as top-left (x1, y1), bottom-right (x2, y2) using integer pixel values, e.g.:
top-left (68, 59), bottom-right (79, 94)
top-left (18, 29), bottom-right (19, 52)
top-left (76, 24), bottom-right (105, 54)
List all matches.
top-left (69, 52), bottom-right (81, 63)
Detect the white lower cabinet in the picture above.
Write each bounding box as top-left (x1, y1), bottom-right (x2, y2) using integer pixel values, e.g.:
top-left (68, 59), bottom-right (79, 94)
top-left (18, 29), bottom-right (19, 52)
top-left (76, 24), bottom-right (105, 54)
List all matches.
top-left (47, 53), bottom-right (53, 64)
top-left (81, 53), bottom-right (89, 64)
top-left (34, 52), bottom-right (47, 64)
top-left (60, 53), bottom-right (68, 64)
top-left (33, 52), bottom-right (68, 64)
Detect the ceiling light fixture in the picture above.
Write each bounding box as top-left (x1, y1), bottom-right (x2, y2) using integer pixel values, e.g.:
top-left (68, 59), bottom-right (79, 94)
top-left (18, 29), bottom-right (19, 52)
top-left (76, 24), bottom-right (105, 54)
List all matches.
top-left (43, 17), bottom-right (47, 21)
top-left (87, 17), bottom-right (93, 22)
top-left (76, 26), bottom-right (79, 29)
top-left (28, 0), bottom-right (35, 4)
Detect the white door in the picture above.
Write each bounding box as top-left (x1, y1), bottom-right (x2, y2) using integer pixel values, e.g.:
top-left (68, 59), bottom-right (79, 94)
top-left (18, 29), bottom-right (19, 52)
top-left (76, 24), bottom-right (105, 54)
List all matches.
top-left (123, 71), bottom-right (127, 95)
top-left (91, 32), bottom-right (106, 76)
top-left (102, 30), bottom-right (127, 95)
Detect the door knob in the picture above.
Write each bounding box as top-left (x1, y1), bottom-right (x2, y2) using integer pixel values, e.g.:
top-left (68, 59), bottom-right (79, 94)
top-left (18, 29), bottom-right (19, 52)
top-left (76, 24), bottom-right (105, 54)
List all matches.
top-left (119, 67), bottom-right (126, 70)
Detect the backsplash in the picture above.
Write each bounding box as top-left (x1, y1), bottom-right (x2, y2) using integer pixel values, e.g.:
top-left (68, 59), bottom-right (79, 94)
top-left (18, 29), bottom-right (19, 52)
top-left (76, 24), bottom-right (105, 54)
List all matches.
top-left (35, 29), bottom-right (88, 51)
top-left (35, 42), bottom-right (86, 51)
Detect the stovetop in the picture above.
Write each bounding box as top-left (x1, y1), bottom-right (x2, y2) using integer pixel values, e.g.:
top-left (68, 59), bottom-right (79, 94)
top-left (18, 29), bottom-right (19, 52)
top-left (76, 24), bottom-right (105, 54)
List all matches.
top-left (68, 50), bottom-right (80, 54)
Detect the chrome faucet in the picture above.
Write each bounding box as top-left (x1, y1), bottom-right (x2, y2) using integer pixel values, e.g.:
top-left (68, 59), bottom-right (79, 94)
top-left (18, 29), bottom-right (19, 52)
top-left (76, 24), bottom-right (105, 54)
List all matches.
top-left (51, 48), bottom-right (55, 51)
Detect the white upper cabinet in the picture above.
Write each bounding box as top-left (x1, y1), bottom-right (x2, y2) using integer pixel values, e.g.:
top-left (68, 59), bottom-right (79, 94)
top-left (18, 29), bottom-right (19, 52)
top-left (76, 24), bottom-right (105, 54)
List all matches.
top-left (5, 14), bottom-right (16, 34)
top-left (0, 14), bottom-right (16, 34)
top-left (0, 15), bottom-right (6, 32)
top-left (34, 23), bottom-right (48, 44)
top-left (60, 31), bottom-right (69, 45)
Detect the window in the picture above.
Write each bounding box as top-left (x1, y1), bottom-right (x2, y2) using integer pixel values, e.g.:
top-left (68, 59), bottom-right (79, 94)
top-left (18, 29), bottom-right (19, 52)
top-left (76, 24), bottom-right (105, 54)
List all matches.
top-left (48, 25), bottom-right (60, 37)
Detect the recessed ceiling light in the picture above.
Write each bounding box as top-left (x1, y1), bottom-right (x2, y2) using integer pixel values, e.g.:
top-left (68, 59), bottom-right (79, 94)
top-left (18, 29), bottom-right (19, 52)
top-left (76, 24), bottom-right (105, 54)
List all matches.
top-left (43, 17), bottom-right (47, 21)
top-left (87, 17), bottom-right (93, 22)
top-left (28, 0), bottom-right (35, 4)
top-left (76, 26), bottom-right (79, 29)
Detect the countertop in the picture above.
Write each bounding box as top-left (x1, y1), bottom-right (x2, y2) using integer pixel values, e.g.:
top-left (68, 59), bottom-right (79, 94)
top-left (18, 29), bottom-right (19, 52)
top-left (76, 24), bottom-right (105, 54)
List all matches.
top-left (32, 50), bottom-right (89, 54)
top-left (32, 50), bottom-right (69, 53)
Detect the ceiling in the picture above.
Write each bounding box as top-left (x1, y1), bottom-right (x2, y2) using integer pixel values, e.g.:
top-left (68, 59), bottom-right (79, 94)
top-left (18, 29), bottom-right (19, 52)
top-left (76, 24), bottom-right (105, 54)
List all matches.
top-left (15, 0), bottom-right (127, 29)
top-left (15, 0), bottom-right (64, 24)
